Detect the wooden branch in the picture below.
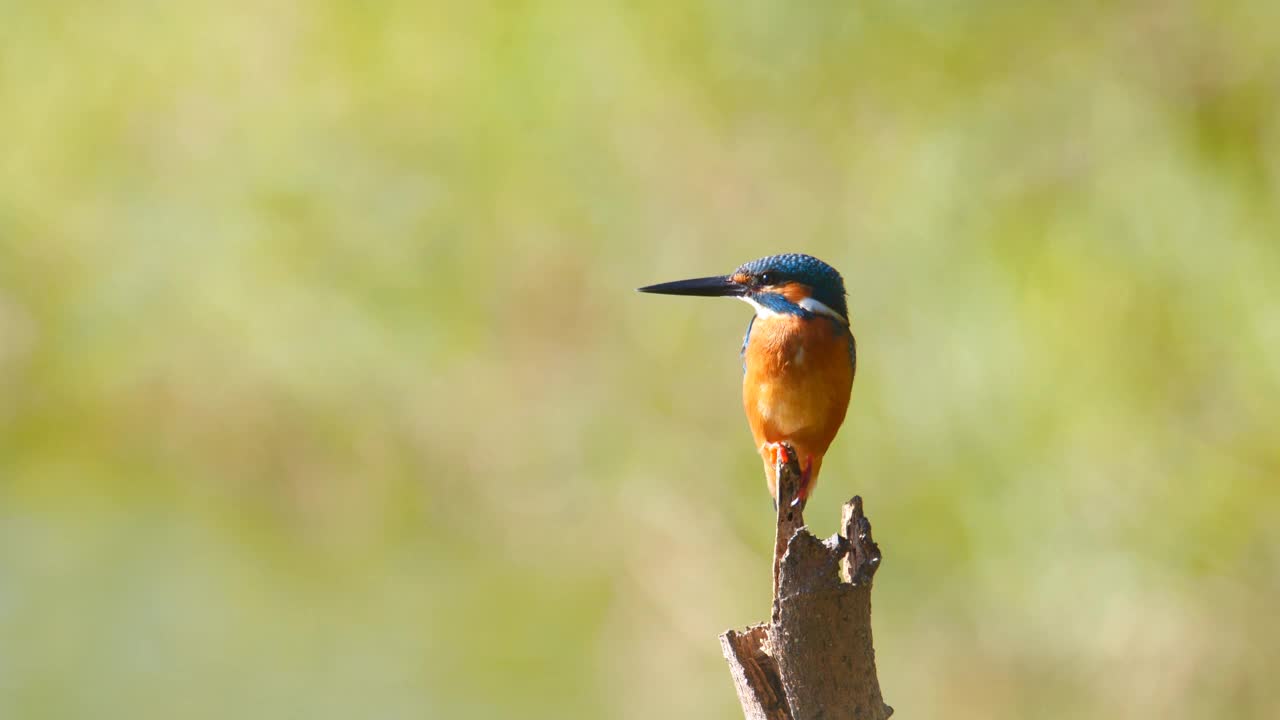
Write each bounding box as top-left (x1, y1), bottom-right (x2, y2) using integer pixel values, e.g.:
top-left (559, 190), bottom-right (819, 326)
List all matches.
top-left (772, 452), bottom-right (807, 600)
top-left (720, 624), bottom-right (789, 720)
top-left (721, 447), bottom-right (892, 720)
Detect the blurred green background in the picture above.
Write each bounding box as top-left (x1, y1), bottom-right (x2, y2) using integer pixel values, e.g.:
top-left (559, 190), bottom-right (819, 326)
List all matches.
top-left (2, 1), bottom-right (1279, 718)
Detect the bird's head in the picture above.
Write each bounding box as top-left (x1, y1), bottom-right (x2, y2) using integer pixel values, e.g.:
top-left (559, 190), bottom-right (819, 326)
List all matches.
top-left (638, 253), bottom-right (848, 324)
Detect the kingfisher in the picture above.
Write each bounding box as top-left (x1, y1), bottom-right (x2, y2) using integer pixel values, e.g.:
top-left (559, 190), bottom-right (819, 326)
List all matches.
top-left (639, 253), bottom-right (855, 507)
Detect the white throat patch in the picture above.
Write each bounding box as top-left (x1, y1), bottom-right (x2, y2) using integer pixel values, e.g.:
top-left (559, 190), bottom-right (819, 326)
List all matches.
top-left (738, 296), bottom-right (782, 318)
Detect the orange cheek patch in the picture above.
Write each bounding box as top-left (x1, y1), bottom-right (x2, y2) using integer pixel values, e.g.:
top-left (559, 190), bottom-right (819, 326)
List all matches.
top-left (778, 282), bottom-right (813, 304)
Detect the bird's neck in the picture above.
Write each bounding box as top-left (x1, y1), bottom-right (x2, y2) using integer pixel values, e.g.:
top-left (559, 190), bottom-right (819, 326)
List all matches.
top-left (742, 293), bottom-right (848, 326)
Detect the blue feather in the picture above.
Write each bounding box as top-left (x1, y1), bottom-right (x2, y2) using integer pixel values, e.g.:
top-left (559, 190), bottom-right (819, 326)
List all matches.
top-left (752, 292), bottom-right (814, 319)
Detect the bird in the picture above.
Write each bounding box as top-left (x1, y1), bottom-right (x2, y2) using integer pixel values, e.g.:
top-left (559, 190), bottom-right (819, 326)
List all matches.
top-left (639, 253), bottom-right (855, 507)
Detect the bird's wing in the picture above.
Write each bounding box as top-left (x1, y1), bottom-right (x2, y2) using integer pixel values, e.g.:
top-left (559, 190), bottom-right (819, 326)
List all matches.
top-left (848, 330), bottom-right (857, 377)
top-left (741, 315), bottom-right (755, 374)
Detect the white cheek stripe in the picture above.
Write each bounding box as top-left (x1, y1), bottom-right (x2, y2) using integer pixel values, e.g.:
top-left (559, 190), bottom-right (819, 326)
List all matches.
top-left (798, 296), bottom-right (849, 325)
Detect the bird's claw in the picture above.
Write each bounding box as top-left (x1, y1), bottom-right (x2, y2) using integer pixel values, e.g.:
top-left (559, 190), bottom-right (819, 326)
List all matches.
top-left (794, 455), bottom-right (815, 509)
top-left (764, 442), bottom-right (793, 469)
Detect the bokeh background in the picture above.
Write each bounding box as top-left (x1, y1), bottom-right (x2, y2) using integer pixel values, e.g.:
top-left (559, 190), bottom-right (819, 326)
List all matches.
top-left (3, 2), bottom-right (1279, 718)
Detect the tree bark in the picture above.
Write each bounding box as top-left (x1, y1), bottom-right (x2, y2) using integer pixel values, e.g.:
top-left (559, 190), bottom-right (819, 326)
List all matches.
top-left (720, 449), bottom-right (892, 720)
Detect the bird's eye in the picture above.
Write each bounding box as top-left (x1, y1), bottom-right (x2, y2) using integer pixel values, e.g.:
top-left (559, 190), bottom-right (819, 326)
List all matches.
top-left (758, 272), bottom-right (776, 285)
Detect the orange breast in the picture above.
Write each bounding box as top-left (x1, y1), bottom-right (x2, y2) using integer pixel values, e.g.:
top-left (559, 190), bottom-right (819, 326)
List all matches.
top-left (742, 314), bottom-right (854, 495)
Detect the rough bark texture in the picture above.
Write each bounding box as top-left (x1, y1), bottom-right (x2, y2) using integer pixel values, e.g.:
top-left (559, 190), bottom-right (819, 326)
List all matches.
top-left (721, 448), bottom-right (892, 720)
top-left (720, 624), bottom-right (790, 720)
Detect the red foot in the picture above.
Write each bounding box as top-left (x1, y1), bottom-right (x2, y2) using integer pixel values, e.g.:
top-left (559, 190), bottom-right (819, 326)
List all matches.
top-left (791, 456), bottom-right (814, 508)
top-left (764, 442), bottom-right (792, 468)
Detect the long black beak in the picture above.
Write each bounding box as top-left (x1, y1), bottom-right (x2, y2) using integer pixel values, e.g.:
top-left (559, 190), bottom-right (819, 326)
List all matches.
top-left (637, 275), bottom-right (746, 298)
